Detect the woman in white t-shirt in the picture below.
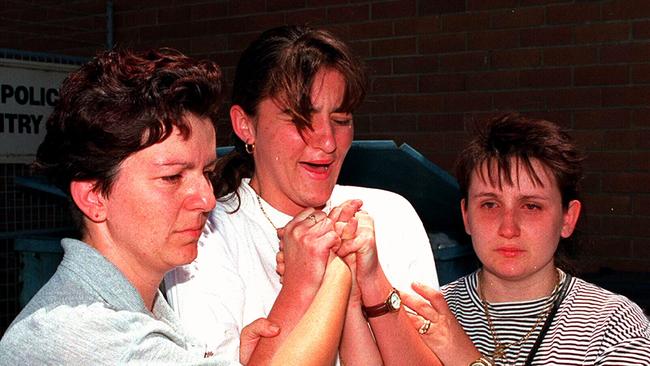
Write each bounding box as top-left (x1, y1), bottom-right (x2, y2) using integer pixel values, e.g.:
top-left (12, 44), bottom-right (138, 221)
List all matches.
top-left (166, 25), bottom-right (442, 365)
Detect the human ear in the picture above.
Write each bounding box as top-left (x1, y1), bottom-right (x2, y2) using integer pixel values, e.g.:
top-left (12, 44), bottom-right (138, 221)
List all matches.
top-left (560, 200), bottom-right (581, 238)
top-left (69, 180), bottom-right (106, 223)
top-left (460, 198), bottom-right (471, 235)
top-left (230, 105), bottom-right (256, 144)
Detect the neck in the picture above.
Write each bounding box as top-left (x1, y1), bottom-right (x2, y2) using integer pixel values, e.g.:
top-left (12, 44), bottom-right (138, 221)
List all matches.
top-left (83, 229), bottom-right (162, 311)
top-left (249, 176), bottom-right (325, 216)
top-left (479, 266), bottom-right (559, 303)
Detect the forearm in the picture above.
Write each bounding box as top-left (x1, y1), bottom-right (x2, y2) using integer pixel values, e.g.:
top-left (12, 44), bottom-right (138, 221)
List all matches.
top-left (339, 303), bottom-right (383, 366)
top-left (266, 257), bottom-right (352, 365)
top-left (360, 268), bottom-right (442, 366)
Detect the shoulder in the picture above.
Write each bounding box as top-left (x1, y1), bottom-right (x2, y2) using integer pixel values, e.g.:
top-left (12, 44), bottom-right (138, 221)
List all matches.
top-left (332, 185), bottom-right (417, 215)
top-left (563, 276), bottom-right (650, 335)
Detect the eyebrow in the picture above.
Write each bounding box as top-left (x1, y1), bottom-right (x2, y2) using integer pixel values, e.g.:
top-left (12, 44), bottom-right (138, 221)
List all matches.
top-left (154, 157), bottom-right (218, 169)
top-left (471, 192), bottom-right (551, 201)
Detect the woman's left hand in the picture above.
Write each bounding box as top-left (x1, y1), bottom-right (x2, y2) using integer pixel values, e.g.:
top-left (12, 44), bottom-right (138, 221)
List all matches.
top-left (401, 282), bottom-right (481, 366)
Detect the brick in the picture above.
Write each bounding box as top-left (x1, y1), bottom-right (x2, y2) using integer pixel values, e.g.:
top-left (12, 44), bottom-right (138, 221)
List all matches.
top-left (603, 173), bottom-right (650, 193)
top-left (357, 95), bottom-right (395, 114)
top-left (371, 0), bottom-right (416, 19)
top-left (575, 65), bottom-right (629, 86)
top-left (575, 23), bottom-right (630, 44)
top-left (347, 21), bottom-right (393, 40)
top-left (417, 114), bottom-right (465, 131)
top-left (370, 114), bottom-right (417, 132)
top-left (633, 195), bottom-right (650, 216)
top-left (327, 4), bottom-right (369, 23)
top-left (190, 3), bottom-right (228, 20)
top-left (526, 111), bottom-right (572, 128)
top-left (371, 37), bottom-right (416, 57)
top-left (543, 46), bottom-right (598, 66)
top-left (581, 236), bottom-right (632, 258)
top-left (394, 16), bottom-right (441, 35)
top-left (584, 152), bottom-right (631, 171)
top-left (602, 130), bottom-right (642, 150)
top-left (468, 0), bottom-right (517, 11)
top-left (601, 43), bottom-right (650, 63)
top-left (631, 152), bottom-right (650, 171)
top-left (371, 75), bottom-right (418, 94)
top-left (190, 35), bottom-right (228, 54)
top-left (465, 70), bottom-right (518, 91)
top-left (519, 68), bottom-right (571, 88)
top-left (467, 30), bottom-right (519, 50)
top-left (493, 90), bottom-right (547, 110)
top-left (632, 239), bottom-right (650, 259)
top-left (419, 33), bottom-right (466, 54)
top-left (439, 51), bottom-right (489, 72)
top-left (267, 0), bottom-right (305, 11)
top-left (603, 0), bottom-right (650, 20)
top-left (365, 58), bottom-right (392, 76)
top-left (395, 95), bottom-right (444, 112)
top-left (229, 0), bottom-right (266, 15)
top-left (419, 1), bottom-right (466, 15)
top-left (442, 12), bottom-right (490, 32)
top-left (307, 0), bottom-right (347, 5)
top-left (227, 32), bottom-right (262, 51)
top-left (420, 73), bottom-right (466, 93)
top-left (114, 9), bottom-right (158, 29)
top-left (394, 56), bottom-right (438, 74)
top-left (574, 109), bottom-right (630, 130)
top-left (547, 3), bottom-right (602, 24)
top-left (491, 48), bottom-right (541, 69)
top-left (581, 172), bottom-right (602, 193)
top-left (547, 88), bottom-right (601, 109)
top-left (520, 26), bottom-right (573, 47)
top-left (285, 8), bottom-right (327, 24)
top-left (348, 40), bottom-right (370, 58)
top-left (635, 130), bottom-right (650, 149)
top-left (602, 86), bottom-right (650, 107)
top-left (631, 64), bottom-right (650, 83)
top-left (633, 20), bottom-right (650, 39)
top-left (490, 7), bottom-right (545, 29)
top-left (353, 115), bottom-right (371, 134)
top-left (158, 5), bottom-right (191, 24)
top-left (444, 92), bottom-right (492, 112)
top-left (630, 109), bottom-right (650, 127)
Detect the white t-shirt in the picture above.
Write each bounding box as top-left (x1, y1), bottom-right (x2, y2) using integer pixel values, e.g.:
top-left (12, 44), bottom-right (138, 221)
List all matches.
top-left (165, 179), bottom-right (439, 361)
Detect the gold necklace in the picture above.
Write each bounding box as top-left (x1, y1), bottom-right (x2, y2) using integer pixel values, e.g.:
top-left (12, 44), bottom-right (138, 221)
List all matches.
top-left (256, 194), bottom-right (278, 230)
top-left (478, 270), bottom-right (560, 360)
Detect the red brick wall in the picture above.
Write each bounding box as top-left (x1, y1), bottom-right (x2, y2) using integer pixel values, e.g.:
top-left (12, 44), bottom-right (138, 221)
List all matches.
top-left (3, 0), bottom-right (649, 273)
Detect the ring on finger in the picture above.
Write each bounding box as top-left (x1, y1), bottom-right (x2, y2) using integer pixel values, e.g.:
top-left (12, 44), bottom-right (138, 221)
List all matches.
top-left (418, 319), bottom-right (432, 335)
top-left (306, 214), bottom-right (318, 225)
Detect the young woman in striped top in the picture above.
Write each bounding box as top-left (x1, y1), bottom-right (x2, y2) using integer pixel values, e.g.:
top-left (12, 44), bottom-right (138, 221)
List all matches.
top-left (402, 114), bottom-right (650, 365)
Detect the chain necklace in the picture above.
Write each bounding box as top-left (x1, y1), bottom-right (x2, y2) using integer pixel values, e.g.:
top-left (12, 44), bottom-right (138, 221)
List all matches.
top-left (478, 270), bottom-right (560, 361)
top-left (256, 194), bottom-right (278, 230)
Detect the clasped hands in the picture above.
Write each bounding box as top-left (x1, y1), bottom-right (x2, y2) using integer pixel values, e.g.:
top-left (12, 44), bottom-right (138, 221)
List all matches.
top-left (275, 199), bottom-right (377, 298)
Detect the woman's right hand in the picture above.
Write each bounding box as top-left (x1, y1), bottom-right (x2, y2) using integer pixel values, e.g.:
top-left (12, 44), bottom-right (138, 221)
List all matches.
top-left (276, 208), bottom-right (341, 296)
top-left (401, 282), bottom-right (481, 366)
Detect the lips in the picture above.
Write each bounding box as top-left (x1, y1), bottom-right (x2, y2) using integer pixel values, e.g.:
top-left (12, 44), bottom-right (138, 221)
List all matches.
top-left (299, 160), bottom-right (334, 179)
top-left (496, 246), bottom-right (525, 258)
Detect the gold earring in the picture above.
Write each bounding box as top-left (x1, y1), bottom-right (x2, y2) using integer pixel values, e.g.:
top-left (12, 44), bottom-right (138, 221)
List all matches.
top-left (245, 143), bottom-right (255, 154)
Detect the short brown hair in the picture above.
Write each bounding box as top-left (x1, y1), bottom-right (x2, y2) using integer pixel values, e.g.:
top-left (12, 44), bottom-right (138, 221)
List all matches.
top-left (455, 113), bottom-right (585, 208)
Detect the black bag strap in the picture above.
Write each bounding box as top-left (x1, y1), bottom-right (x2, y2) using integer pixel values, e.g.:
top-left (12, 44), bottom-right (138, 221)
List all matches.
top-left (523, 273), bottom-right (572, 366)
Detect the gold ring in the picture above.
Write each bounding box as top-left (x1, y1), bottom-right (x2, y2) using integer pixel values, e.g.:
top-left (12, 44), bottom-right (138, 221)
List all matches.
top-left (307, 214), bottom-right (317, 225)
top-left (418, 319), bottom-right (432, 335)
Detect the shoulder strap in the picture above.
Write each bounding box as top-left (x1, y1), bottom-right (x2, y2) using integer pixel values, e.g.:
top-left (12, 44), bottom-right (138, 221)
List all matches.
top-left (523, 274), bottom-right (572, 366)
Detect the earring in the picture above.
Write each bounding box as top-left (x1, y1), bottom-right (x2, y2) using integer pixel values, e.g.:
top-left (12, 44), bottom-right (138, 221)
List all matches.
top-left (245, 143), bottom-right (255, 154)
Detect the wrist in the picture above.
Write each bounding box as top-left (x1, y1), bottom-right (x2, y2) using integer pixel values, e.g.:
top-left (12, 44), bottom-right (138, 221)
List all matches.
top-left (358, 267), bottom-right (392, 307)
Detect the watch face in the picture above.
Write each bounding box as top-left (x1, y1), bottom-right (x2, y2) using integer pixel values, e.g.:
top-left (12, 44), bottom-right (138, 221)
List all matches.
top-left (389, 292), bottom-right (401, 310)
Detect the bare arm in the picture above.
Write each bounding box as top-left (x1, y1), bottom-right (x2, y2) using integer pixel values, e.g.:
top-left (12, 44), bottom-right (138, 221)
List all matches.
top-left (337, 212), bottom-right (442, 366)
top-left (247, 208), bottom-right (347, 365)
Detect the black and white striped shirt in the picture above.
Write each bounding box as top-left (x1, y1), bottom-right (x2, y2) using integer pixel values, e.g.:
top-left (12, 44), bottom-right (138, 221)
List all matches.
top-left (442, 270), bottom-right (650, 365)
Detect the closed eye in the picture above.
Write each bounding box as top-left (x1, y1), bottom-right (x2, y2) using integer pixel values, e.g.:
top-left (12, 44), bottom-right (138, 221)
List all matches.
top-left (161, 174), bottom-right (182, 183)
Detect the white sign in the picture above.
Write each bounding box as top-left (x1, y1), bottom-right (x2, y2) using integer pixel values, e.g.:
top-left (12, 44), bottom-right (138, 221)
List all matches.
top-left (0, 59), bottom-right (78, 163)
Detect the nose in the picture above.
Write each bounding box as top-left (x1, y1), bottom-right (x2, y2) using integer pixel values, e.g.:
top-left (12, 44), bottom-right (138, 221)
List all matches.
top-left (305, 113), bottom-right (336, 154)
top-left (186, 174), bottom-right (217, 212)
top-left (498, 208), bottom-right (520, 239)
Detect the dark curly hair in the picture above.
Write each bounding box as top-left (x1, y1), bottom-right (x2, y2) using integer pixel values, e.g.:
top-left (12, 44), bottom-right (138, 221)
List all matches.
top-left (34, 48), bottom-right (222, 229)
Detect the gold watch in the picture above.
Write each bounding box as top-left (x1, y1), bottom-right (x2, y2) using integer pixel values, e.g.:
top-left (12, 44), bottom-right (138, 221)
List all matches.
top-left (469, 356), bottom-right (494, 366)
top-left (361, 288), bottom-right (401, 318)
